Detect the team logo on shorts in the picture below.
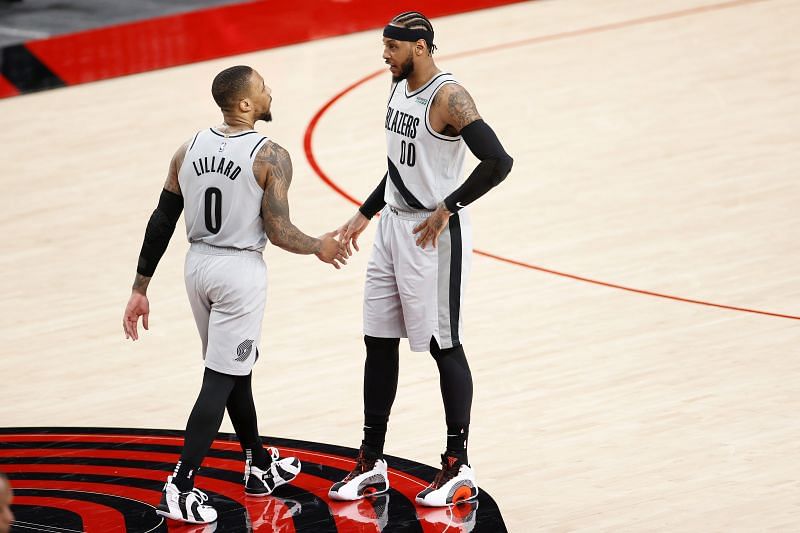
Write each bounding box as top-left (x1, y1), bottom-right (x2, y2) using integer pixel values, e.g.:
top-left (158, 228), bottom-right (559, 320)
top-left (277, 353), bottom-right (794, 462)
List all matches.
top-left (235, 339), bottom-right (254, 362)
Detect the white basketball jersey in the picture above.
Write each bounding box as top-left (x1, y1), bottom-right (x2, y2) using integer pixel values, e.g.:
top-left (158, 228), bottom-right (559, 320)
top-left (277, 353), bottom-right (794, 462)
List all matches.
top-left (178, 128), bottom-right (268, 251)
top-left (384, 72), bottom-right (467, 211)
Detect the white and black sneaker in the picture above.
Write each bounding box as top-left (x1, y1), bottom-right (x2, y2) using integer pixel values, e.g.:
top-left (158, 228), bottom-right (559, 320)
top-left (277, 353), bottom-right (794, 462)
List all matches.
top-left (244, 447), bottom-right (301, 496)
top-left (328, 446), bottom-right (390, 501)
top-left (415, 453), bottom-right (479, 507)
top-left (156, 475), bottom-right (218, 524)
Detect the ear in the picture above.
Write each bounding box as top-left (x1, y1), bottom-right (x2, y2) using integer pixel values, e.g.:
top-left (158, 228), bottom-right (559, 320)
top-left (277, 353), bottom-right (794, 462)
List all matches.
top-left (239, 98), bottom-right (252, 113)
top-left (415, 40), bottom-right (426, 56)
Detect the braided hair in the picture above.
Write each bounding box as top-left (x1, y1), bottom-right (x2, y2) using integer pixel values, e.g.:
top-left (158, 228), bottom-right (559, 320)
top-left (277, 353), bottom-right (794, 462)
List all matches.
top-left (390, 11), bottom-right (437, 54)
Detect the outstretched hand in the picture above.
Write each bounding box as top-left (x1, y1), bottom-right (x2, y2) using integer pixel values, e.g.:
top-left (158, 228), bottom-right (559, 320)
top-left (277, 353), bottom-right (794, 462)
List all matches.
top-left (123, 291), bottom-right (150, 341)
top-left (316, 230), bottom-right (348, 269)
top-left (337, 210), bottom-right (370, 257)
top-left (412, 203), bottom-right (451, 249)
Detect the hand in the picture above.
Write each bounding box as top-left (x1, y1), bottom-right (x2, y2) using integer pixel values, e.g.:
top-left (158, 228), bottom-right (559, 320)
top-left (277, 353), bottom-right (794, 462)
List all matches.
top-left (316, 230), bottom-right (348, 269)
top-left (337, 210), bottom-right (370, 257)
top-left (123, 291), bottom-right (150, 341)
top-left (412, 203), bottom-right (451, 249)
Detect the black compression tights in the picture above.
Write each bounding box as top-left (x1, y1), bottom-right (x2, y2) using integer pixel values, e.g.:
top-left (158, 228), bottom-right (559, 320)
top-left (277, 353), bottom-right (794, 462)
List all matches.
top-left (173, 368), bottom-right (268, 491)
top-left (430, 338), bottom-right (473, 459)
top-left (362, 336), bottom-right (400, 456)
top-left (361, 336), bottom-right (473, 460)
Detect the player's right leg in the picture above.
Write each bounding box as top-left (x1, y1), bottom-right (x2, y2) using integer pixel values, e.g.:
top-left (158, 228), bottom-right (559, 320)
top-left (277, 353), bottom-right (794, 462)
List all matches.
top-left (330, 214), bottom-right (400, 501)
top-left (328, 335), bottom-right (398, 500)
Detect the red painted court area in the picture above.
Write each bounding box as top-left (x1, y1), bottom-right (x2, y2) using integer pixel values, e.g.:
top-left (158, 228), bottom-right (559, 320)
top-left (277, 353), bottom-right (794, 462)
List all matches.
top-left (2, 428), bottom-right (503, 532)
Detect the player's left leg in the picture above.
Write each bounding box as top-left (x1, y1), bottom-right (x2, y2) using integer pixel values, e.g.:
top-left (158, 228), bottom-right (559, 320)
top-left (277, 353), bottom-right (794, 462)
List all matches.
top-left (227, 370), bottom-right (300, 496)
top-left (415, 338), bottom-right (479, 507)
top-left (414, 211), bottom-right (479, 506)
top-left (157, 368), bottom-right (235, 523)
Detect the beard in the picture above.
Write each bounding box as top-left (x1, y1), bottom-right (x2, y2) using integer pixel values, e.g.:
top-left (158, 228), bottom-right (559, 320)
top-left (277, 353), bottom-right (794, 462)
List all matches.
top-left (391, 52), bottom-right (414, 82)
top-left (259, 110), bottom-right (272, 123)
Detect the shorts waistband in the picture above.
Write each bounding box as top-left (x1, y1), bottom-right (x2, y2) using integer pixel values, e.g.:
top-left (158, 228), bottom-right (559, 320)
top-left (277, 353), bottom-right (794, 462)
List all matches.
top-left (385, 205), bottom-right (434, 220)
top-left (189, 242), bottom-right (263, 257)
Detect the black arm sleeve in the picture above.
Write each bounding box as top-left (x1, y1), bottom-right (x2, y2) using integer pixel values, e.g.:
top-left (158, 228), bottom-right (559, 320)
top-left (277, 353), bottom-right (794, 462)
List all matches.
top-left (443, 119), bottom-right (514, 213)
top-left (136, 189), bottom-right (184, 277)
top-left (358, 173), bottom-right (388, 219)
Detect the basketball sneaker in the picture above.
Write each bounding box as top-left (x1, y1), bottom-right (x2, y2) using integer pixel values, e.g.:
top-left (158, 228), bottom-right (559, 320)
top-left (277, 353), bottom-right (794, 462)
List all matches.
top-left (244, 447), bottom-right (301, 496)
top-left (417, 500), bottom-right (479, 532)
top-left (156, 475), bottom-right (218, 524)
top-left (415, 453), bottom-right (479, 507)
top-left (328, 446), bottom-right (390, 501)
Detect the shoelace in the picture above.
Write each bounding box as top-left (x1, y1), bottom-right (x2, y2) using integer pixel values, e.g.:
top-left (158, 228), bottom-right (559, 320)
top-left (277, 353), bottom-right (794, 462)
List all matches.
top-left (244, 447), bottom-right (282, 482)
top-left (430, 455), bottom-right (460, 489)
top-left (190, 487), bottom-right (209, 503)
top-left (344, 450), bottom-right (374, 482)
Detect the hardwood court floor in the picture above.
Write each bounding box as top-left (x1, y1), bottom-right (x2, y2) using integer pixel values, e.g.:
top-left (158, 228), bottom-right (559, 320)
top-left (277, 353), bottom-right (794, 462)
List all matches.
top-left (1, 1), bottom-right (799, 530)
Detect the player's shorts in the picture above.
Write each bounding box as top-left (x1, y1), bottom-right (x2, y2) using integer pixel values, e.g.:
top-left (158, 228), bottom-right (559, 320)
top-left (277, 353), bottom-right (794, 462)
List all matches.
top-left (184, 242), bottom-right (267, 376)
top-left (364, 205), bottom-right (472, 352)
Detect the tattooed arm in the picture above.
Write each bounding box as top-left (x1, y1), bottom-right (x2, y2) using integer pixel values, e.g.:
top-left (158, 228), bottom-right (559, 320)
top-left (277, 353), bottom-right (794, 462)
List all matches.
top-left (258, 141), bottom-right (321, 253)
top-left (123, 141), bottom-right (187, 340)
top-left (413, 83), bottom-right (513, 249)
top-left (257, 141), bottom-right (345, 265)
top-left (430, 82), bottom-right (482, 136)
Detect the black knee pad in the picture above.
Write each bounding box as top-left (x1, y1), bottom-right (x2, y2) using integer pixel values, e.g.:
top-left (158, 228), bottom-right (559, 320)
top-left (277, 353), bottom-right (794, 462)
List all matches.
top-left (429, 337), bottom-right (465, 360)
top-left (431, 340), bottom-right (471, 375)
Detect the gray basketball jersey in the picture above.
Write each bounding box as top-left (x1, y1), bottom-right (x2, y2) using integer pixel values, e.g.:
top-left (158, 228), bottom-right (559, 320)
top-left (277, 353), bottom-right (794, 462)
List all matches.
top-left (384, 73), bottom-right (468, 211)
top-left (178, 128), bottom-right (268, 252)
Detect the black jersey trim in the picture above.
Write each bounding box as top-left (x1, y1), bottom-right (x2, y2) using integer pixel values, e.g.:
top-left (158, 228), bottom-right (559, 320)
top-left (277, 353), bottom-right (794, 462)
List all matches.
top-left (188, 131), bottom-right (200, 152)
top-left (448, 214), bottom-right (463, 345)
top-left (425, 80), bottom-right (463, 142)
top-left (387, 81), bottom-right (400, 104)
top-left (387, 158), bottom-right (426, 210)
top-left (249, 136), bottom-right (268, 158)
top-left (404, 72), bottom-right (451, 98)
top-left (209, 128), bottom-right (258, 138)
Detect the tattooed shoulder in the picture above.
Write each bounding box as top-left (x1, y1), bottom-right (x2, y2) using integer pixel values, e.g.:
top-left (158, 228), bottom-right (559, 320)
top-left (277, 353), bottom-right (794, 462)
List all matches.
top-left (256, 140), bottom-right (293, 186)
top-left (441, 83), bottom-right (481, 132)
top-left (164, 140), bottom-right (190, 195)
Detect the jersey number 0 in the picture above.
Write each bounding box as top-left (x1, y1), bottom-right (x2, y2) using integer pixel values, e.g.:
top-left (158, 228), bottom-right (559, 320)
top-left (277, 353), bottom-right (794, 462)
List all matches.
top-left (205, 187), bottom-right (222, 234)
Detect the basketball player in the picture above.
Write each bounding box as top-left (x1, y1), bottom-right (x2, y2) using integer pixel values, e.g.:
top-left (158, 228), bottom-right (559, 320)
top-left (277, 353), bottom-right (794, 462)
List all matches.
top-left (122, 65), bottom-right (345, 524)
top-left (0, 474), bottom-right (13, 533)
top-left (328, 12), bottom-right (513, 507)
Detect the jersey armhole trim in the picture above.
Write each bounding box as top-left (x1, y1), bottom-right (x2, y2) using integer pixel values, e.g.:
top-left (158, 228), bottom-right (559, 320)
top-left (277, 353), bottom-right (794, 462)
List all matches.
top-left (425, 80), bottom-right (462, 142)
top-left (188, 131), bottom-right (201, 152)
top-left (249, 136), bottom-right (268, 159)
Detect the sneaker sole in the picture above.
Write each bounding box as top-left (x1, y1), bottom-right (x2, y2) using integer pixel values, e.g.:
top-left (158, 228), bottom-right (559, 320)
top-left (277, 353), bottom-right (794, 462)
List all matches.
top-left (415, 485), bottom-right (479, 507)
top-left (328, 485), bottom-right (389, 501)
top-left (244, 471), bottom-right (299, 497)
top-left (156, 508), bottom-right (217, 524)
